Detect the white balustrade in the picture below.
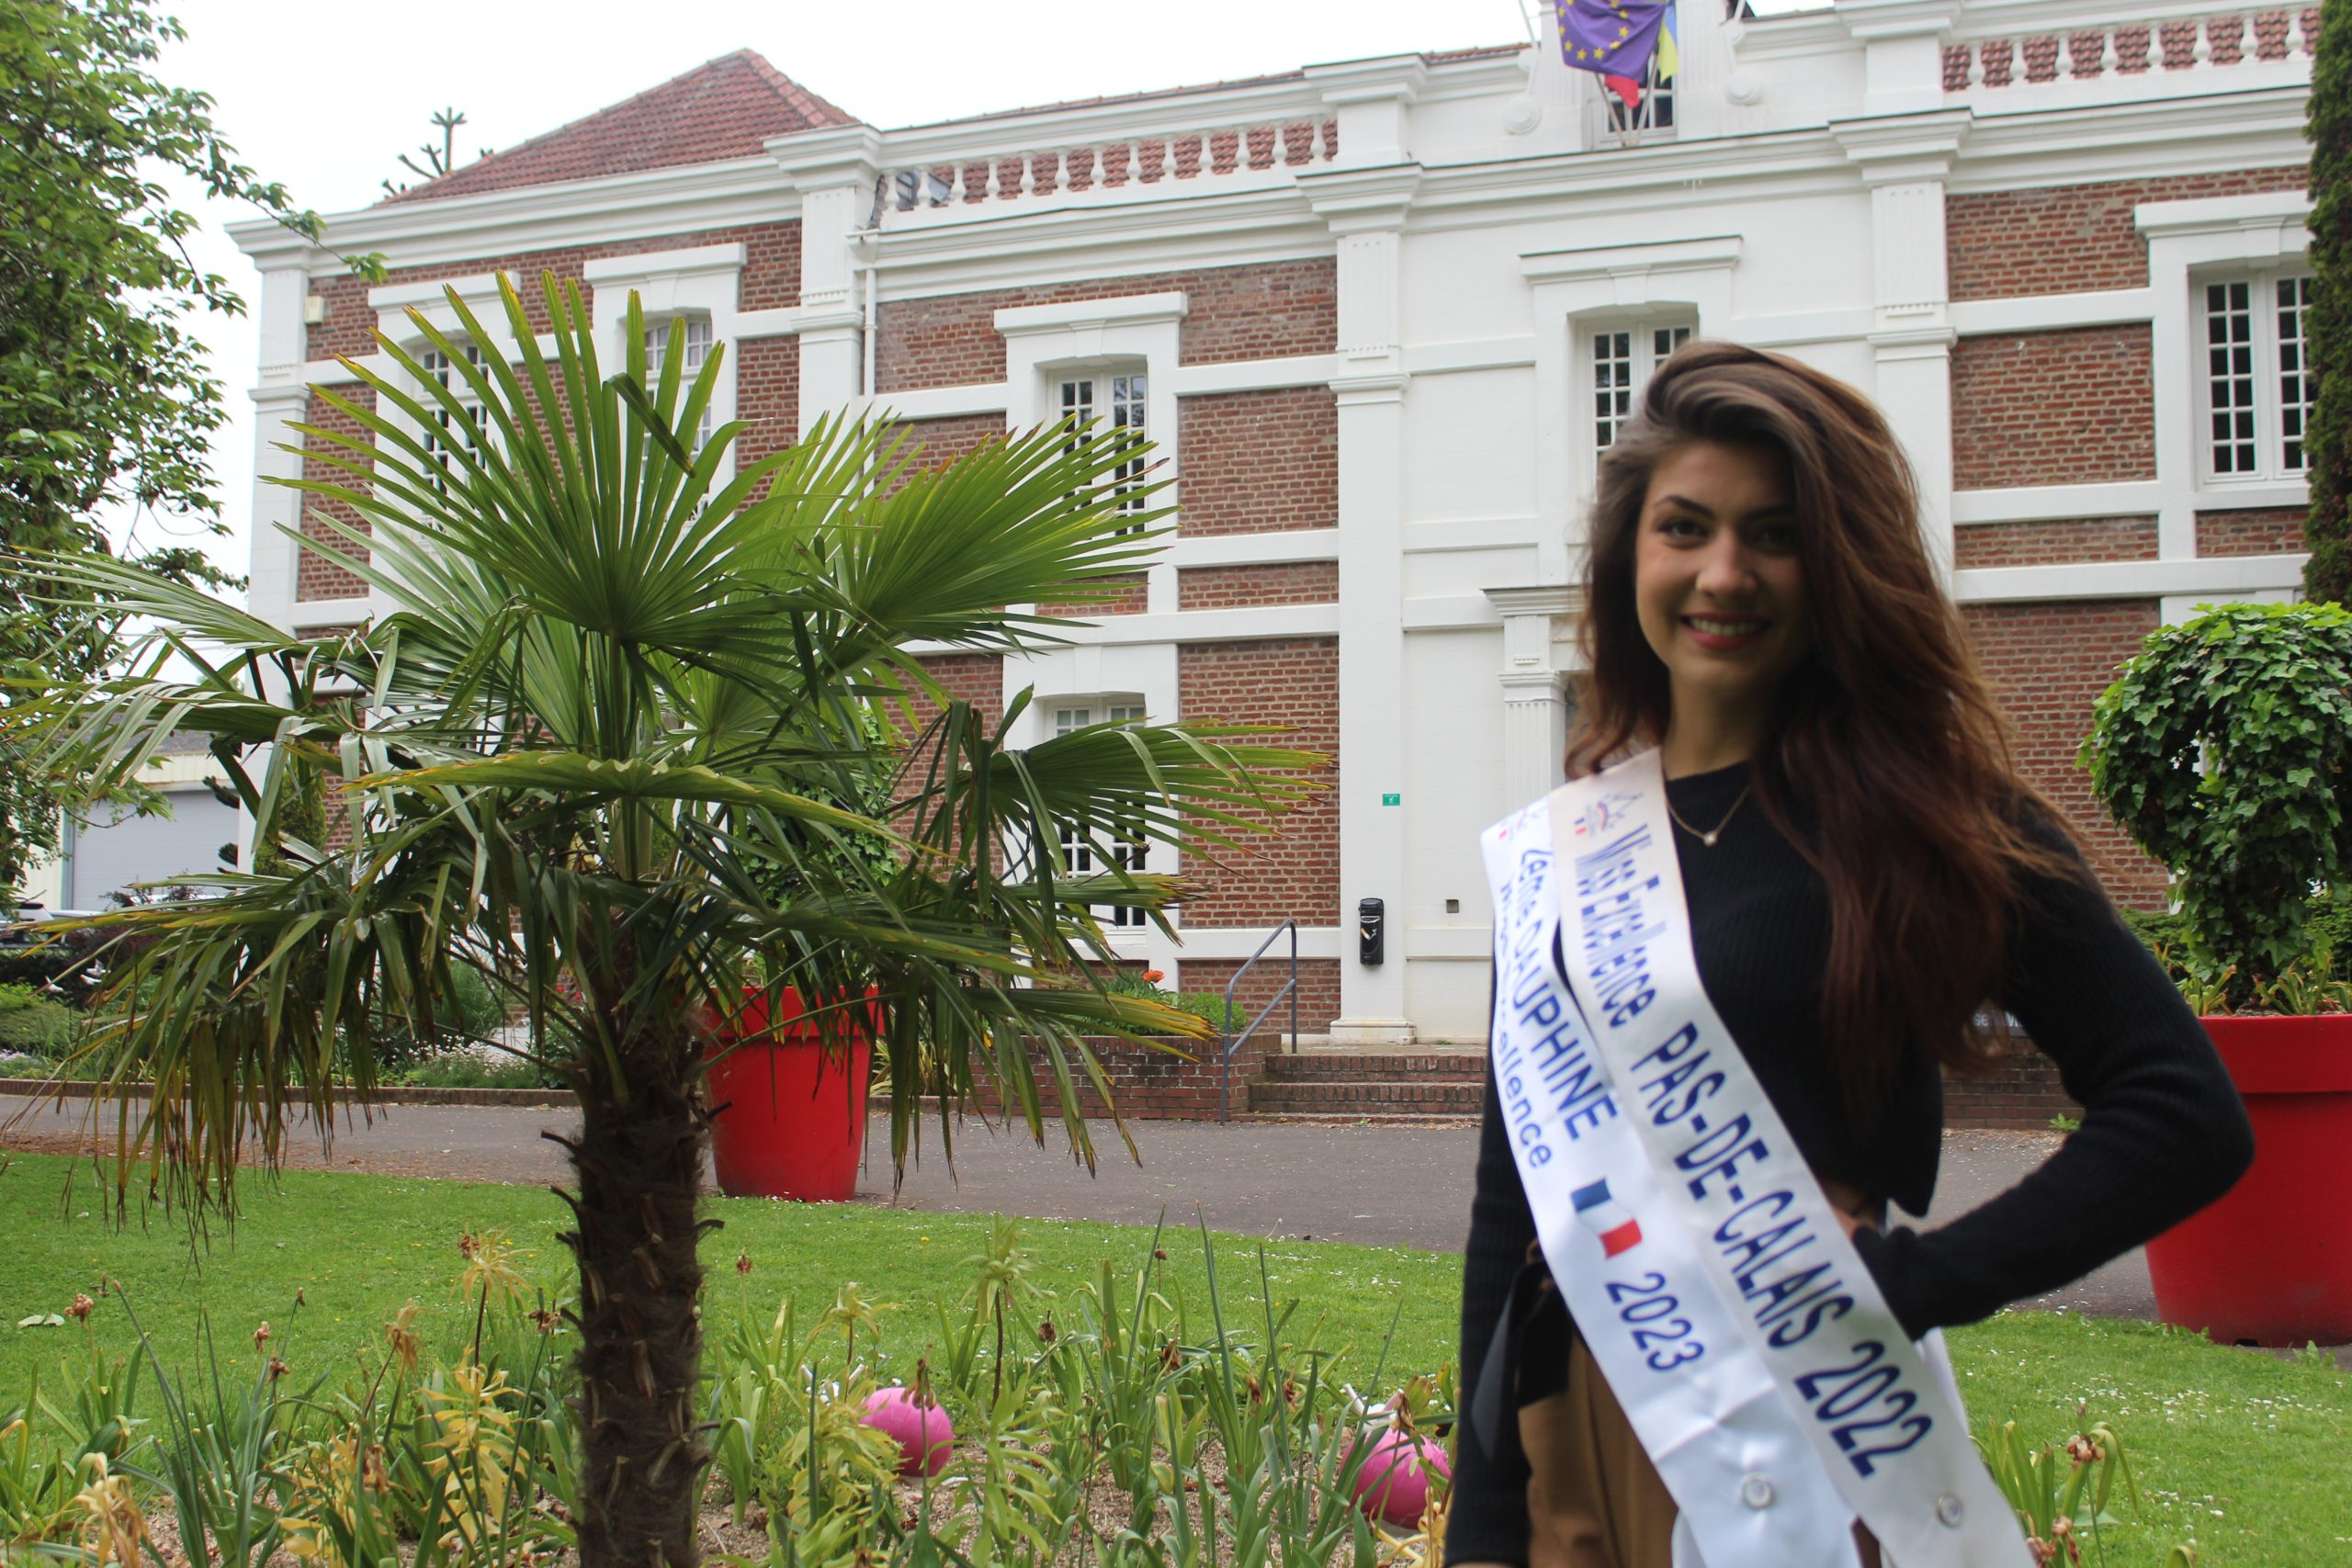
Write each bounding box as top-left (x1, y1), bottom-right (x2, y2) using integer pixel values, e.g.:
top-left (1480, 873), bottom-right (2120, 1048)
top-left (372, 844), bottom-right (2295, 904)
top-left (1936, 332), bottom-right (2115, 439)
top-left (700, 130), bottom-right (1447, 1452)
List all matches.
top-left (1945, 7), bottom-right (2314, 95)
top-left (879, 114), bottom-right (1339, 221)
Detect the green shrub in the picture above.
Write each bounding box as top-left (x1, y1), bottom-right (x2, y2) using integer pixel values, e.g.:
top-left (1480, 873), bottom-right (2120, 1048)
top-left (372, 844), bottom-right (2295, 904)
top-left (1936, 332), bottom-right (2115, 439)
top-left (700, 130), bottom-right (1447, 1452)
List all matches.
top-left (384, 1052), bottom-right (565, 1091)
top-left (2085, 602), bottom-right (2352, 998)
top-left (0, 997), bottom-right (81, 1057)
top-left (369, 964), bottom-right (509, 1069)
top-left (0, 947), bottom-right (98, 1006)
top-left (0, 981), bottom-right (38, 1013)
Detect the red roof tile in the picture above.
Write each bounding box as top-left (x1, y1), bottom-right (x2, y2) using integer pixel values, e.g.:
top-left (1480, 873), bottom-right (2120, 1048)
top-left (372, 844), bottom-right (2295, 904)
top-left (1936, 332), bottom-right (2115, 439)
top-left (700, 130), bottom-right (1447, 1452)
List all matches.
top-left (385, 50), bottom-right (855, 205)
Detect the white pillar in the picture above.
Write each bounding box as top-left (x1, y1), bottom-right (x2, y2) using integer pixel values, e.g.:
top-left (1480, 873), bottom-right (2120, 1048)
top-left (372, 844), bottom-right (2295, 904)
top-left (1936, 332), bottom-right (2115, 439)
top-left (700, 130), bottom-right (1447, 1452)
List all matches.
top-left (1832, 113), bottom-right (1969, 581)
top-left (1487, 587), bottom-right (1582, 804)
top-left (774, 126), bottom-right (881, 429)
top-left (247, 266), bottom-right (311, 634)
top-left (1305, 134), bottom-right (1422, 1047)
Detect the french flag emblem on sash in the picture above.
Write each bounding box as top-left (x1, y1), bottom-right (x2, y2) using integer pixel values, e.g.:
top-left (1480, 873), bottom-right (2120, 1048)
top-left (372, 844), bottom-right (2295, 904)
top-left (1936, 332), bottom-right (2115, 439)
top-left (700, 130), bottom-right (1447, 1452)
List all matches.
top-left (1571, 1178), bottom-right (1644, 1258)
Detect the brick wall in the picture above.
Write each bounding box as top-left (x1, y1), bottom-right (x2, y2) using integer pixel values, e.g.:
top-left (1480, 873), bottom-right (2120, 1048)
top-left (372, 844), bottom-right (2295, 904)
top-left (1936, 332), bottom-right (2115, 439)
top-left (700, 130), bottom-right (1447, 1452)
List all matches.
top-left (1039, 574), bottom-right (1148, 616)
top-left (307, 221), bottom-right (803, 362)
top-left (1177, 637), bottom-right (1340, 926)
top-left (1942, 1037), bottom-right (2082, 1131)
top-left (1952, 516), bottom-right (2159, 570)
top-left (903, 652), bottom-right (1006, 735)
top-left (874, 259), bottom-right (1337, 394)
top-left (733, 335), bottom-right (799, 471)
top-left (972, 1032), bottom-right (1279, 1121)
top-left (1963, 599), bottom-right (2167, 907)
top-left (1176, 958), bottom-right (1342, 1040)
top-left (892, 413), bottom-right (1007, 476)
top-left (1951, 327), bottom-right (2154, 489)
top-left (1948, 168), bottom-right (2305, 301)
top-left (296, 387), bottom-right (376, 601)
top-left (1178, 560), bottom-right (1339, 611)
top-left (2196, 505), bottom-right (2307, 556)
top-left (1177, 389), bottom-right (1339, 536)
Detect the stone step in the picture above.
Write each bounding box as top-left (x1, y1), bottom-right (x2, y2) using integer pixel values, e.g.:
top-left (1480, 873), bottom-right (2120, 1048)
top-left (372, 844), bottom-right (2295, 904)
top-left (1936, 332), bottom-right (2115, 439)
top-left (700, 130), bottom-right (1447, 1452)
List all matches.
top-left (1249, 1078), bottom-right (1486, 1112)
top-left (1259, 1052), bottom-right (1487, 1081)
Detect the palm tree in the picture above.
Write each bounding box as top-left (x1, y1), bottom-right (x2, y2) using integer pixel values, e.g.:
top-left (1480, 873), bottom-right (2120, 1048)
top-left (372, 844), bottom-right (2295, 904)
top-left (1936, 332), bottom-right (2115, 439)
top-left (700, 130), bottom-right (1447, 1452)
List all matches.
top-left (28, 273), bottom-right (1317, 1565)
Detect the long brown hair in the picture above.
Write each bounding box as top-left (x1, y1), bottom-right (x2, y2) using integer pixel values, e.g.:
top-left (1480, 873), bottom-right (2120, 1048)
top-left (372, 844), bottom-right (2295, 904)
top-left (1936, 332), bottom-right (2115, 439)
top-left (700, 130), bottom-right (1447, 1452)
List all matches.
top-left (1567, 341), bottom-right (2077, 1125)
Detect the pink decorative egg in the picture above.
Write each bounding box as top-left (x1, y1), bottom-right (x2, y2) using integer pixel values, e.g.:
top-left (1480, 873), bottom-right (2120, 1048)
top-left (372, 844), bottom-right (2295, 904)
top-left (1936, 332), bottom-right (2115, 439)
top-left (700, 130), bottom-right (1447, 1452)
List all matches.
top-left (1351, 1430), bottom-right (1451, 1526)
top-left (860, 1385), bottom-right (954, 1477)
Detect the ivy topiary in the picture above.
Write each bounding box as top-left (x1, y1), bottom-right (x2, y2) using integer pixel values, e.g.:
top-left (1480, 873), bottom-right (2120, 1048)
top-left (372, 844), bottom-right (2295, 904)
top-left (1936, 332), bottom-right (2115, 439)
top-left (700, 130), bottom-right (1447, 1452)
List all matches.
top-left (2083, 602), bottom-right (2352, 996)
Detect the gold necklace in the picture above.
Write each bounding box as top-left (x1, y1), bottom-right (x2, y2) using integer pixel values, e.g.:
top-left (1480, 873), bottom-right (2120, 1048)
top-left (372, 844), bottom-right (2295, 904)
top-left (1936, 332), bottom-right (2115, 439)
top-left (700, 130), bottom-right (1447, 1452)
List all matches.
top-left (1666, 779), bottom-right (1754, 848)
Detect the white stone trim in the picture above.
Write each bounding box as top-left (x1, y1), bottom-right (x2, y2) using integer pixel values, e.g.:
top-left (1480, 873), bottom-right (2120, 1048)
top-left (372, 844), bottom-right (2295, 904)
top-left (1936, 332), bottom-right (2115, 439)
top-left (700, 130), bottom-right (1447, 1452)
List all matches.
top-left (998, 291), bottom-right (1188, 615)
top-left (1949, 288), bottom-right (2154, 334)
top-left (2142, 187), bottom-right (2312, 558)
top-left (584, 244), bottom-right (750, 483)
top-left (1163, 532), bottom-right (1337, 569)
top-left (1951, 481), bottom-right (2165, 525)
top-left (1521, 235), bottom-right (1738, 585)
top-left (995, 291), bottom-right (1188, 337)
top-left (1954, 553), bottom-right (2305, 604)
top-left (1165, 354), bottom-right (1338, 396)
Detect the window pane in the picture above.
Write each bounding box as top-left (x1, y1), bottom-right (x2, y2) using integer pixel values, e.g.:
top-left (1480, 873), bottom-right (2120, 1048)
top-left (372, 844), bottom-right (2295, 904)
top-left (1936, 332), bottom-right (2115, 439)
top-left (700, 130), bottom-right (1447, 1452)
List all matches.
top-left (645, 318), bottom-right (717, 446)
top-left (2278, 275), bottom-right (2314, 471)
top-left (419, 344), bottom-right (486, 487)
top-left (1054, 706), bottom-right (1090, 734)
top-left (1593, 331), bottom-right (1635, 450)
top-left (2204, 282), bottom-right (2257, 475)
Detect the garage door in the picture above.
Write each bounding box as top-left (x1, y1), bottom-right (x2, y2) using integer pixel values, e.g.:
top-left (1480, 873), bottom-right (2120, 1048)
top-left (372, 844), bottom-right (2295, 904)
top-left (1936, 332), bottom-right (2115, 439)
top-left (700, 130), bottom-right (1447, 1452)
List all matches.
top-left (65, 786), bottom-right (240, 907)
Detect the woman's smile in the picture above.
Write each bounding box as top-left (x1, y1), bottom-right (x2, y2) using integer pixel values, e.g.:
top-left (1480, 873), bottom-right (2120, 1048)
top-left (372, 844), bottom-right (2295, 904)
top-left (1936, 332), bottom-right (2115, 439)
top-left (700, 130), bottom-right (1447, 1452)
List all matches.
top-left (1633, 439), bottom-right (1812, 753)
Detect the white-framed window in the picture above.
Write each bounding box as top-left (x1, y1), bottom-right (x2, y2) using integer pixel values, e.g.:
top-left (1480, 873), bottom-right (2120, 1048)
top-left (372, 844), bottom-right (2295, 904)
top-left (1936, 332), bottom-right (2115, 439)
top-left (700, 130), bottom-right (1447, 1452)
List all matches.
top-left (1055, 703), bottom-right (1148, 928)
top-left (1057, 370), bottom-right (1149, 529)
top-left (417, 344), bottom-right (486, 491)
top-left (1589, 323), bottom-right (1692, 453)
top-left (2201, 273), bottom-right (2315, 482)
top-left (1599, 50), bottom-right (1676, 141)
top-left (645, 315), bottom-right (716, 449)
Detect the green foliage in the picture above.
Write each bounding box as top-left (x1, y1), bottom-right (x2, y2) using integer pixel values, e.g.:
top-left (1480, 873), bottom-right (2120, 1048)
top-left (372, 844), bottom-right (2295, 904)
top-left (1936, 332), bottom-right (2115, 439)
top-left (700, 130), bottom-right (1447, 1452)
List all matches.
top-left (1973, 1406), bottom-right (2188, 1566)
top-left (20, 269), bottom-right (1320, 1561)
top-left (2305, 0), bottom-right (2352, 604)
top-left (2083, 602), bottom-right (2352, 1001)
top-left (369, 962), bottom-right (509, 1071)
top-left (0, 994), bottom-right (78, 1056)
top-left (382, 1054), bottom-right (566, 1092)
top-left (0, 0), bottom-right (376, 895)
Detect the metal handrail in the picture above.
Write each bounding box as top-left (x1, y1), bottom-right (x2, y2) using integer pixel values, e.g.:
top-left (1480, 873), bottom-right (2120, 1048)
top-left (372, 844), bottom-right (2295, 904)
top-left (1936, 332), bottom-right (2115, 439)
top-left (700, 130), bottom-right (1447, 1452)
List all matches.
top-left (1217, 919), bottom-right (1299, 1124)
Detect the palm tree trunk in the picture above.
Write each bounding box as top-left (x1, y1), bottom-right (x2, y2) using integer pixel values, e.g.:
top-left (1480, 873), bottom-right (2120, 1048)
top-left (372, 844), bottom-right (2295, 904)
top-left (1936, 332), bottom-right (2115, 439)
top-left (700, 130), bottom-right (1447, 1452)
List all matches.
top-left (560, 1002), bottom-right (711, 1567)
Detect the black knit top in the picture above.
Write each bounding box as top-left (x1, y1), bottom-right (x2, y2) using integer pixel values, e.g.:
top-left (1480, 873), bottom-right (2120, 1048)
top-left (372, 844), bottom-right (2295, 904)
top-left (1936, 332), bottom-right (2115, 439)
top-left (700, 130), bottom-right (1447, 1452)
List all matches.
top-left (1444, 761), bottom-right (2254, 1566)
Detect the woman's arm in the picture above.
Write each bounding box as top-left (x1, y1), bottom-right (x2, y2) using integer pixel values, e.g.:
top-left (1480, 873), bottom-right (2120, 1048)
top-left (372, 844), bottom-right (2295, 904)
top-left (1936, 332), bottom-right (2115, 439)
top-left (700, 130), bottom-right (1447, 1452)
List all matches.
top-left (1849, 829), bottom-right (2254, 1337)
top-left (1446, 1044), bottom-right (1543, 1567)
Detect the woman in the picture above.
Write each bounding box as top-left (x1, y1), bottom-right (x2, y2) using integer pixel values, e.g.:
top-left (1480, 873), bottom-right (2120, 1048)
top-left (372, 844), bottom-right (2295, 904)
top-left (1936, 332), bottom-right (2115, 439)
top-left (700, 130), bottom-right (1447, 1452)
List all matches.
top-left (1448, 342), bottom-right (2251, 1568)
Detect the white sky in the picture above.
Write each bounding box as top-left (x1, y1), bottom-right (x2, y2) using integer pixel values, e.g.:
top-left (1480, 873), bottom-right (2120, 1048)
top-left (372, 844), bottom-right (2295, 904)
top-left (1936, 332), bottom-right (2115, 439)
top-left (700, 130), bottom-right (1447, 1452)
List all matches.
top-left (141, 0), bottom-right (1826, 598)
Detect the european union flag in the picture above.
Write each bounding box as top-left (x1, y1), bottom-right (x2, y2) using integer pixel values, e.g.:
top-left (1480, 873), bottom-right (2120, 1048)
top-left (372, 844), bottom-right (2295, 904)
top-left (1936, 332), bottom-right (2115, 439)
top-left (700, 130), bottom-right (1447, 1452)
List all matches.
top-left (1556, 0), bottom-right (1681, 108)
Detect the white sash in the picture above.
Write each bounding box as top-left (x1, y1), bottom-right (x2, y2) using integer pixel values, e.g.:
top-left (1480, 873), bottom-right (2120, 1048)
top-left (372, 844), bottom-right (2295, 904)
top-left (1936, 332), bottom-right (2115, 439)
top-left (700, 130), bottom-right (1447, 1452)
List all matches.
top-left (1481, 749), bottom-right (2024, 1568)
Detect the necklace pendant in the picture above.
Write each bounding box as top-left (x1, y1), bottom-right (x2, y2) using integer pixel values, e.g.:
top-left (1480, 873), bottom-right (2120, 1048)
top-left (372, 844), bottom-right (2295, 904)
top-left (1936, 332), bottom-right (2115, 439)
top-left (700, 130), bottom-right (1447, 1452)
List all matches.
top-left (1701, 829), bottom-right (1721, 847)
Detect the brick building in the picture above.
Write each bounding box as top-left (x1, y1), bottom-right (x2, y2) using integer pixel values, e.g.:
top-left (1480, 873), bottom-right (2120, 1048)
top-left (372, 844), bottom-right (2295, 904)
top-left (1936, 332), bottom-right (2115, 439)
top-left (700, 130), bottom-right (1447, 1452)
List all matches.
top-left (232, 1), bottom-right (2316, 1043)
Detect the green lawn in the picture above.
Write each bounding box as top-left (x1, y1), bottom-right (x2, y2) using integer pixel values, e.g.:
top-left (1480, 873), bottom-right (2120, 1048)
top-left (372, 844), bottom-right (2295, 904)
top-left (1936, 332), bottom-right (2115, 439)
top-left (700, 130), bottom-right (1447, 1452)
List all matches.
top-left (0, 1153), bottom-right (2344, 1565)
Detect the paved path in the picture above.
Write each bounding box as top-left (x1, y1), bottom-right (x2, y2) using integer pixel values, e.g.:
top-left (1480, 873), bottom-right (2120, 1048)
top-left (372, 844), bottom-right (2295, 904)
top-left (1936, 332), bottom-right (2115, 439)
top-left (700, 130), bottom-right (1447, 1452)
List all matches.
top-left (0, 1092), bottom-right (2152, 1322)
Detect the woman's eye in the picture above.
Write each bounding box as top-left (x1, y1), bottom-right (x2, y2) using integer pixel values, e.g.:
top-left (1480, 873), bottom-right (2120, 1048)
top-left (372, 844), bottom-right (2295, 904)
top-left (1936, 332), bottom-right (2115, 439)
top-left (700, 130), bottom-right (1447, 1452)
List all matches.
top-left (1752, 525), bottom-right (1799, 550)
top-left (1658, 515), bottom-right (1706, 540)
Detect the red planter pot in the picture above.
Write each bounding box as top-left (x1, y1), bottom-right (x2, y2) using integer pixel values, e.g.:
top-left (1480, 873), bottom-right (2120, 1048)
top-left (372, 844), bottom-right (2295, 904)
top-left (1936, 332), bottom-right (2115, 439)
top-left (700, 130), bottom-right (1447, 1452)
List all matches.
top-left (2144, 1013), bottom-right (2352, 1347)
top-left (702, 988), bottom-right (876, 1202)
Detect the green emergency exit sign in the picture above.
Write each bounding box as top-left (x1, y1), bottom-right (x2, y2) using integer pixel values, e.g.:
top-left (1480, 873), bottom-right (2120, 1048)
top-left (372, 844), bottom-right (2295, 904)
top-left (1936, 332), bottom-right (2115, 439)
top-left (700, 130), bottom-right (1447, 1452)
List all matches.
top-left (1381, 793), bottom-right (1402, 807)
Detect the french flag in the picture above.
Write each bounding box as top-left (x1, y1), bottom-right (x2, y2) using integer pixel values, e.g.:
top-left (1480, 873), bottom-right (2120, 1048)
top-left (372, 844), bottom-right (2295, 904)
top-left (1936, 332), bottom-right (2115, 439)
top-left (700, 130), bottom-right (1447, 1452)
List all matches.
top-left (1572, 1179), bottom-right (1645, 1258)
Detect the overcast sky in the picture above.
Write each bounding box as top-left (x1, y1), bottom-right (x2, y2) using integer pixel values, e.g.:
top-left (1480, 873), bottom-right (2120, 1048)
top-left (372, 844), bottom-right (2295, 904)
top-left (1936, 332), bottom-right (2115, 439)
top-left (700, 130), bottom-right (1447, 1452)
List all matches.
top-left (141, 0), bottom-right (1825, 597)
